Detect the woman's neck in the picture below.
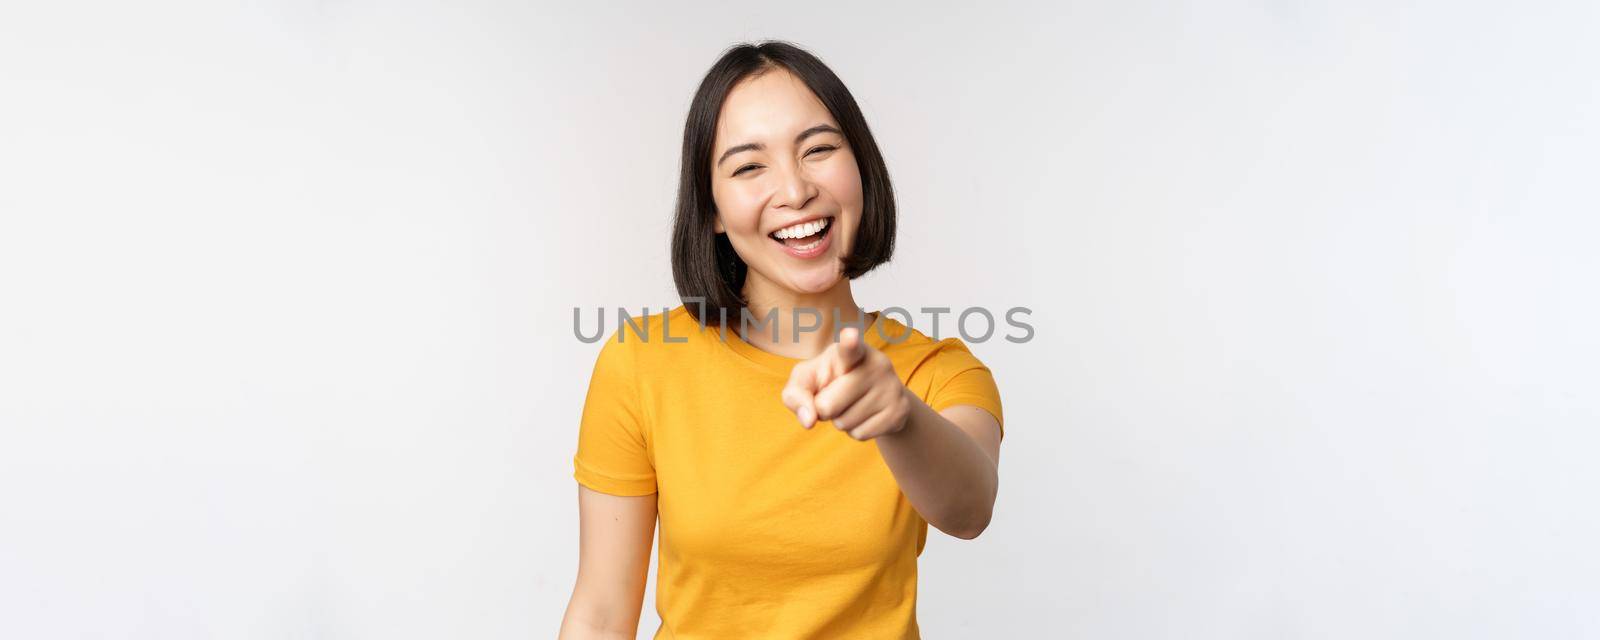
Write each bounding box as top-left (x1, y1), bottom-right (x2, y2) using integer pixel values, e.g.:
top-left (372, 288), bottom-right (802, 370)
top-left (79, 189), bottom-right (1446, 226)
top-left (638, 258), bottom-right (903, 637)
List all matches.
top-left (739, 273), bottom-right (869, 360)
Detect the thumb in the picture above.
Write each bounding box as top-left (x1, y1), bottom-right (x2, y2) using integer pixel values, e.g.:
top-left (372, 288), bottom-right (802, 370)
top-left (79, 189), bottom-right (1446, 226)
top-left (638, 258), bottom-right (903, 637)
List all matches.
top-left (781, 384), bottom-right (818, 429)
top-left (797, 397), bottom-right (817, 429)
top-left (783, 361), bottom-right (821, 429)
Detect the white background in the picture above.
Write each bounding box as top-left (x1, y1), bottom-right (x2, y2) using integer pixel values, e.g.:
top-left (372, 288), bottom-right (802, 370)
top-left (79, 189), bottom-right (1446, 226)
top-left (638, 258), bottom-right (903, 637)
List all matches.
top-left (2, 1), bottom-right (1597, 638)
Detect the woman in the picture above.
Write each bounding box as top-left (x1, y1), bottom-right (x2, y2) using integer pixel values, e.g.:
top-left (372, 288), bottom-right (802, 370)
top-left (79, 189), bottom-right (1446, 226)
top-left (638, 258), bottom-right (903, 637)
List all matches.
top-left (559, 41), bottom-right (1004, 639)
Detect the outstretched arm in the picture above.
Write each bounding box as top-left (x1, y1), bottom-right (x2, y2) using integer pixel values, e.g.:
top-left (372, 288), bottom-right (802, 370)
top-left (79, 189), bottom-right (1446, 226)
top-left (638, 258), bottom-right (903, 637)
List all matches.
top-left (781, 328), bottom-right (1002, 539)
top-left (875, 399), bottom-right (1000, 539)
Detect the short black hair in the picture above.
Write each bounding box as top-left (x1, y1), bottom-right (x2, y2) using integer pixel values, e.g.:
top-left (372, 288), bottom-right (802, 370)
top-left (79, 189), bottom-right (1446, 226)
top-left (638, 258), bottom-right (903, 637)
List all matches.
top-left (671, 40), bottom-right (897, 326)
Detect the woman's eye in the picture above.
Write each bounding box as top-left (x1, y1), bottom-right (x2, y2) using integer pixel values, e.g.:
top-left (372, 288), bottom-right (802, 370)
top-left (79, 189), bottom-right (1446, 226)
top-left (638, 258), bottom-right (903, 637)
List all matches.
top-left (731, 147), bottom-right (833, 176)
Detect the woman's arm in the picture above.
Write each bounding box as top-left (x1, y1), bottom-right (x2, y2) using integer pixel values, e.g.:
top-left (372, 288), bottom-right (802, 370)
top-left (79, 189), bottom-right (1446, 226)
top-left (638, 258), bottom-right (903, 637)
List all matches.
top-left (558, 485), bottom-right (657, 639)
top-left (781, 328), bottom-right (1003, 540)
top-left (874, 400), bottom-right (1001, 540)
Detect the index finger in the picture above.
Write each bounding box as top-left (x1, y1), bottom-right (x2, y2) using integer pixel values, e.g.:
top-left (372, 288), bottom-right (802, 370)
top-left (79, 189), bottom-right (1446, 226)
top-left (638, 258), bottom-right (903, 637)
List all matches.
top-left (833, 327), bottom-right (867, 373)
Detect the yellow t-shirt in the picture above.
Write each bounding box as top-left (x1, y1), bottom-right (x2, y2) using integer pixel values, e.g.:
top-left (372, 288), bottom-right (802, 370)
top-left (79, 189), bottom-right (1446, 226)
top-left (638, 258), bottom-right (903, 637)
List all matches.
top-left (572, 305), bottom-right (1003, 639)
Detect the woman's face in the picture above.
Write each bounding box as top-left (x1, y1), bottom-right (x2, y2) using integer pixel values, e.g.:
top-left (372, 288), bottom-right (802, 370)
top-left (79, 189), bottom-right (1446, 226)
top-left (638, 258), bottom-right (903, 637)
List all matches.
top-left (710, 68), bottom-right (864, 298)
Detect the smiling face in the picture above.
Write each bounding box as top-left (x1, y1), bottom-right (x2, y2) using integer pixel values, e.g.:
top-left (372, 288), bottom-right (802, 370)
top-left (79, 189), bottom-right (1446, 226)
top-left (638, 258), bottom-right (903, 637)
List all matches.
top-left (710, 67), bottom-right (864, 300)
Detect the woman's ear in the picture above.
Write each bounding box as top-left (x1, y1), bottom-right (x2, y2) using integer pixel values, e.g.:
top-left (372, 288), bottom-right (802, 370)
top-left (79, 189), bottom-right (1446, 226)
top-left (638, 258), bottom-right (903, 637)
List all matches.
top-left (713, 215), bottom-right (725, 234)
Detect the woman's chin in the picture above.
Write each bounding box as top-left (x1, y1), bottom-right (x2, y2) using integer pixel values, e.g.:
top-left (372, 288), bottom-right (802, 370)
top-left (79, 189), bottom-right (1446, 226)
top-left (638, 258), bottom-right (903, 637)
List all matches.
top-left (785, 268), bottom-right (844, 296)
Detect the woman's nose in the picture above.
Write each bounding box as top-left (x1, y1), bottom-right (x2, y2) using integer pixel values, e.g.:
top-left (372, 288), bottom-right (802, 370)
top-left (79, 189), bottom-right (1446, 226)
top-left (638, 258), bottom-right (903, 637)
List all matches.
top-left (771, 160), bottom-right (818, 211)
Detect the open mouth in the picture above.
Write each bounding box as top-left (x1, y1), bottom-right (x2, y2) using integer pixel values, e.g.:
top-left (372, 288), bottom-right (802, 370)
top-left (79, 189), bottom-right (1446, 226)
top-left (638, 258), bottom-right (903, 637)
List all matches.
top-left (768, 216), bottom-right (834, 252)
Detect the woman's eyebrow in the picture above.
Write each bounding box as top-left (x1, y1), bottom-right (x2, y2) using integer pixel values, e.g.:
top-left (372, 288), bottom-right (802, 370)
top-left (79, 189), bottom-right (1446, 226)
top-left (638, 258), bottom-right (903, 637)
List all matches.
top-left (716, 124), bottom-right (843, 168)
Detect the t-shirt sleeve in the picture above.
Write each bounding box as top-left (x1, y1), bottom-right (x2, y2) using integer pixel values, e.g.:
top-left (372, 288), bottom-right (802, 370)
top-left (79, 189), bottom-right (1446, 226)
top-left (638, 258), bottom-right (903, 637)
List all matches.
top-left (926, 339), bottom-right (1005, 441)
top-left (572, 334), bottom-right (657, 496)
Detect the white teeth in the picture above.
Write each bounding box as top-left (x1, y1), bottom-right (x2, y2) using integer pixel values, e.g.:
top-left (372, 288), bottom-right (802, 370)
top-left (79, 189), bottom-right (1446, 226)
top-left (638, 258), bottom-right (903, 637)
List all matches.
top-left (773, 218), bottom-right (829, 239)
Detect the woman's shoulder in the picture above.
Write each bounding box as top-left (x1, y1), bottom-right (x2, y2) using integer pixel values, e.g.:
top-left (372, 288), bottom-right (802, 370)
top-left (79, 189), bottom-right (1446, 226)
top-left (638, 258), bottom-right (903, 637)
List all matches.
top-left (873, 312), bottom-right (994, 378)
top-left (582, 306), bottom-right (719, 395)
